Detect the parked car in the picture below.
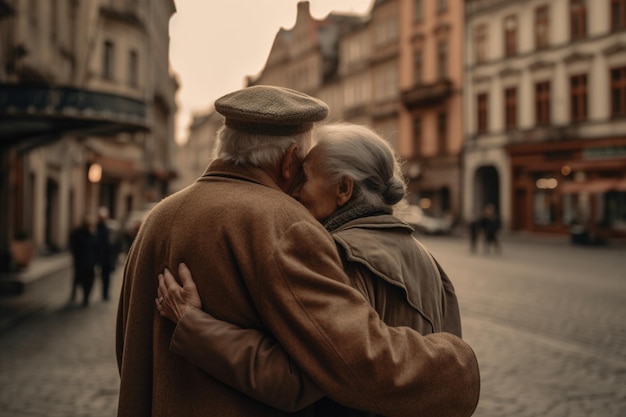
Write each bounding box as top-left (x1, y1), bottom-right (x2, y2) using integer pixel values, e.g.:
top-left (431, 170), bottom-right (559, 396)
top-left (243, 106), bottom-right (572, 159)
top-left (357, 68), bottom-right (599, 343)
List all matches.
top-left (393, 199), bottom-right (453, 235)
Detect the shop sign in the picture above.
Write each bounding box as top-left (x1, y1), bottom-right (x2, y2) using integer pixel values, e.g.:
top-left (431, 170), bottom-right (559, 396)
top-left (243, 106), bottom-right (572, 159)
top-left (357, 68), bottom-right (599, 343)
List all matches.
top-left (582, 146), bottom-right (626, 160)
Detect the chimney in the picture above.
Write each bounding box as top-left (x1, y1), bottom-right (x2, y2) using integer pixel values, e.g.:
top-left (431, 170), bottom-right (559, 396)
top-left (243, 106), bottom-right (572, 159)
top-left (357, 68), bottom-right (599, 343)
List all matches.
top-left (297, 1), bottom-right (310, 19)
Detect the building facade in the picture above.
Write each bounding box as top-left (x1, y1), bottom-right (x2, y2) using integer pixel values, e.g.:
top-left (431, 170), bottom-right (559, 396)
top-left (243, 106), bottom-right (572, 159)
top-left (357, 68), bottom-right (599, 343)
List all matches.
top-left (243, 0), bottom-right (464, 222)
top-left (398, 0), bottom-right (464, 218)
top-left (464, 0), bottom-right (626, 238)
top-left (0, 0), bottom-right (177, 270)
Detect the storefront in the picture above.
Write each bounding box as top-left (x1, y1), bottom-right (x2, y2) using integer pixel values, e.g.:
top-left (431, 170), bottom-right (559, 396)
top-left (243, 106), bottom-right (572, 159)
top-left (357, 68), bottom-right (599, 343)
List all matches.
top-left (507, 138), bottom-right (626, 240)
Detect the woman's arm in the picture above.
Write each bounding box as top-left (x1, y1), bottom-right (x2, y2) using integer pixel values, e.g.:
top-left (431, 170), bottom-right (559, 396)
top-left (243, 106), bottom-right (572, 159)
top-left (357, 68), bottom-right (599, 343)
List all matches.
top-left (156, 264), bottom-right (324, 412)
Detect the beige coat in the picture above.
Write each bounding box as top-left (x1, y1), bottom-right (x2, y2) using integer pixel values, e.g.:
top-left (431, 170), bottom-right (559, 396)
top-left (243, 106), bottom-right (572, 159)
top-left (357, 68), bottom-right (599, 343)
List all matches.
top-left (171, 214), bottom-right (467, 415)
top-left (116, 159), bottom-right (480, 417)
top-left (332, 214), bottom-right (462, 335)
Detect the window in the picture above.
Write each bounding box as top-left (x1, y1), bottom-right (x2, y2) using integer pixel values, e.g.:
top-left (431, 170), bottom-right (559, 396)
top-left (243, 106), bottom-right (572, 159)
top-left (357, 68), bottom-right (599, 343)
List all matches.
top-left (570, 0), bottom-right (587, 40)
top-left (477, 93), bottom-right (488, 133)
top-left (534, 188), bottom-right (557, 226)
top-left (611, 67), bottom-right (626, 117)
top-left (374, 63), bottom-right (398, 102)
top-left (413, 50), bottom-right (423, 84)
top-left (414, 0), bottom-right (422, 22)
top-left (413, 116), bottom-right (422, 156)
top-left (503, 15), bottom-right (518, 57)
top-left (50, 0), bottom-right (58, 41)
top-left (535, 5), bottom-right (549, 50)
top-left (128, 50), bottom-right (139, 87)
top-left (103, 40), bottom-right (115, 80)
top-left (570, 74), bottom-right (588, 122)
top-left (474, 24), bottom-right (488, 63)
top-left (437, 112), bottom-right (447, 154)
top-left (437, 0), bottom-right (447, 14)
top-left (375, 14), bottom-right (398, 46)
top-left (535, 81), bottom-right (551, 125)
top-left (28, 0), bottom-right (38, 28)
top-left (437, 41), bottom-right (448, 80)
top-left (612, 0), bottom-right (626, 31)
top-left (504, 87), bottom-right (517, 129)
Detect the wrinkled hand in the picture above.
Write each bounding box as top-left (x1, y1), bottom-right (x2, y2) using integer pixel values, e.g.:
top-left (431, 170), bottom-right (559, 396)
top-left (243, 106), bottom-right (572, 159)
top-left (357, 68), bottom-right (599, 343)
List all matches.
top-left (156, 263), bottom-right (202, 323)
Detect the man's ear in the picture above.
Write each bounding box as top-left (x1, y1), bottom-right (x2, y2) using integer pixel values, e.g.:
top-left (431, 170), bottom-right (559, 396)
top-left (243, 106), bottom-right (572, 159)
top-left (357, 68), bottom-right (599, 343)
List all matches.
top-left (336, 176), bottom-right (354, 207)
top-left (281, 143), bottom-right (300, 180)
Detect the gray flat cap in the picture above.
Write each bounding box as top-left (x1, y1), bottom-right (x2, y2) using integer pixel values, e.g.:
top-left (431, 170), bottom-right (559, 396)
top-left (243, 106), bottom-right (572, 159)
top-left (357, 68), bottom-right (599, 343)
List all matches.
top-left (215, 85), bottom-right (329, 136)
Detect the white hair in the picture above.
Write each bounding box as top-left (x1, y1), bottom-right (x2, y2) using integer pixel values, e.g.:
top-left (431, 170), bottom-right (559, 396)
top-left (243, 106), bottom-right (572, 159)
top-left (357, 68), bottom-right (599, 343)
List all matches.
top-left (313, 122), bottom-right (406, 207)
top-left (213, 125), bottom-right (313, 167)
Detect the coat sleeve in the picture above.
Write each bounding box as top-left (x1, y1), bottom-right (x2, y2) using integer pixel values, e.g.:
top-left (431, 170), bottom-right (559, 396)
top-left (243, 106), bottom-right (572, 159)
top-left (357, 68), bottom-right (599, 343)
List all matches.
top-left (170, 307), bottom-right (324, 412)
top-left (251, 221), bottom-right (480, 417)
top-left (432, 256), bottom-right (463, 338)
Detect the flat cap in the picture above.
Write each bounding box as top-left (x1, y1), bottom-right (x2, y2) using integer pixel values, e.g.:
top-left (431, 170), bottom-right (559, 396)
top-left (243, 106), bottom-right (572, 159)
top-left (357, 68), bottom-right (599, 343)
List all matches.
top-left (215, 85), bottom-right (329, 136)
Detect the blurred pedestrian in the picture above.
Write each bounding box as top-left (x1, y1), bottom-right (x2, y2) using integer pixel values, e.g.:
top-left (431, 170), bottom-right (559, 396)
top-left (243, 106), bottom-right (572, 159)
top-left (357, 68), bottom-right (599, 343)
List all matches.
top-left (481, 203), bottom-right (501, 254)
top-left (69, 214), bottom-right (98, 307)
top-left (96, 206), bottom-right (119, 301)
top-left (468, 217), bottom-right (481, 253)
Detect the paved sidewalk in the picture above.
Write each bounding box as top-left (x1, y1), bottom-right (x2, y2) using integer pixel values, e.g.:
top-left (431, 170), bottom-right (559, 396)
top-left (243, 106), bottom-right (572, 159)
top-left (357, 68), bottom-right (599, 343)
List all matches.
top-left (0, 252), bottom-right (72, 292)
top-left (0, 252), bottom-right (73, 332)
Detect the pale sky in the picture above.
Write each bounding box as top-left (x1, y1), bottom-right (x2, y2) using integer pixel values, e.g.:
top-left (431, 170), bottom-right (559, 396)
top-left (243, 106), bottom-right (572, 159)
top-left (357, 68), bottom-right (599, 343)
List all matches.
top-left (169, 0), bottom-right (374, 143)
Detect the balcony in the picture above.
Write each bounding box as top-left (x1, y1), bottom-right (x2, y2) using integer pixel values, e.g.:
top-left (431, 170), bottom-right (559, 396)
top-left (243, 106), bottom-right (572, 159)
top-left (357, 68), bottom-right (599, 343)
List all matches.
top-left (0, 83), bottom-right (148, 150)
top-left (466, 0), bottom-right (514, 17)
top-left (99, 5), bottom-right (144, 30)
top-left (401, 79), bottom-right (453, 110)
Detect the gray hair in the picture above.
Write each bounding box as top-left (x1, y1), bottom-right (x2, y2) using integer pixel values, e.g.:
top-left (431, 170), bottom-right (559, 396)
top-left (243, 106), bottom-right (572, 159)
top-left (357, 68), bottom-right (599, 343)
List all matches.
top-left (213, 125), bottom-right (313, 167)
top-left (313, 122), bottom-right (406, 207)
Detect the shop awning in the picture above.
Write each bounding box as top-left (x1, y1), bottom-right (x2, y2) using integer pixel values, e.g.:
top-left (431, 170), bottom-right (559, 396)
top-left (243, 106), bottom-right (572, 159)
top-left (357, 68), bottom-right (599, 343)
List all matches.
top-left (0, 83), bottom-right (148, 151)
top-left (560, 179), bottom-right (619, 194)
top-left (94, 156), bottom-right (144, 179)
top-left (615, 178), bottom-right (626, 192)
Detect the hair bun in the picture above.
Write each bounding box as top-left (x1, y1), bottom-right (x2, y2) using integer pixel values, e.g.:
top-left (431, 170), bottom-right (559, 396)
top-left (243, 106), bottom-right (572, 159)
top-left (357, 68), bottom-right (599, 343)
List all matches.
top-left (383, 177), bottom-right (406, 205)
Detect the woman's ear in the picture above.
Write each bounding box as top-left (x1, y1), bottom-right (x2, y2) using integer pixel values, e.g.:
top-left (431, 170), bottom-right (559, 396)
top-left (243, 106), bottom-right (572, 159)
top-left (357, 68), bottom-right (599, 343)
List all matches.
top-left (336, 176), bottom-right (354, 207)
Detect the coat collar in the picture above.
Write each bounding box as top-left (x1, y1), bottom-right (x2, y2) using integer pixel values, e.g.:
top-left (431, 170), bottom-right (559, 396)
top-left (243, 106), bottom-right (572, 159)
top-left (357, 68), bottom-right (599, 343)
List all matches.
top-left (333, 214), bottom-right (415, 234)
top-left (201, 159), bottom-right (283, 193)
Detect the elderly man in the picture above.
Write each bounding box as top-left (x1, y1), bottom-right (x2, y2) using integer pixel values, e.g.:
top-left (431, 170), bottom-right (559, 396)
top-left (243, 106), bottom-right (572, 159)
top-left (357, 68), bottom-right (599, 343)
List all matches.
top-left (116, 85), bottom-right (479, 417)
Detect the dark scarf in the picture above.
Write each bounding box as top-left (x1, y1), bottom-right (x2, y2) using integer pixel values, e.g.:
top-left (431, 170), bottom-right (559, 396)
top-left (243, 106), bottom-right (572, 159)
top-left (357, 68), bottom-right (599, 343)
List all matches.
top-left (323, 196), bottom-right (391, 233)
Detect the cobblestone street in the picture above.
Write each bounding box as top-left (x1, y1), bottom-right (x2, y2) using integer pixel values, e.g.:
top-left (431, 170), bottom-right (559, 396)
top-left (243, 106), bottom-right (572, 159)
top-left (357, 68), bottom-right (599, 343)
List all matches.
top-left (420, 235), bottom-right (626, 417)
top-left (0, 266), bottom-right (122, 417)
top-left (0, 235), bottom-right (625, 416)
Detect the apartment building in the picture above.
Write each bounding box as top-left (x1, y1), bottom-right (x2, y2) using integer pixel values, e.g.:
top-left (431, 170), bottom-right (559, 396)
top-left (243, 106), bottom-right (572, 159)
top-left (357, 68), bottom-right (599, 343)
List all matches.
top-left (465, 0), bottom-right (626, 238)
top-left (0, 0), bottom-right (177, 270)
top-left (332, 13), bottom-right (371, 123)
top-left (248, 1), bottom-right (365, 101)
top-left (245, 0), bottom-right (464, 222)
top-left (398, 0), bottom-right (464, 218)
top-left (370, 0), bottom-right (401, 151)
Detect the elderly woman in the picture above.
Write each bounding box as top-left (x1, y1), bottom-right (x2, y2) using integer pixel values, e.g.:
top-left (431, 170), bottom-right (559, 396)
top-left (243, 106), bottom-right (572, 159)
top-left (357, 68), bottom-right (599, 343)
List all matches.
top-left (156, 122), bottom-right (463, 413)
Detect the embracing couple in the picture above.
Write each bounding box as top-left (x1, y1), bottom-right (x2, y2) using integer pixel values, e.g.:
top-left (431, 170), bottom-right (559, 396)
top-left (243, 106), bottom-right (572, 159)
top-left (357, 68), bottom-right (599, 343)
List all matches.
top-left (116, 85), bottom-right (480, 417)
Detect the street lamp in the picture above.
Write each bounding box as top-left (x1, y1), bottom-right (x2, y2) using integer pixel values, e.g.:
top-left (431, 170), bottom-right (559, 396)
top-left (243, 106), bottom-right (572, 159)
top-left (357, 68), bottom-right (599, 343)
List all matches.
top-left (88, 163), bottom-right (102, 183)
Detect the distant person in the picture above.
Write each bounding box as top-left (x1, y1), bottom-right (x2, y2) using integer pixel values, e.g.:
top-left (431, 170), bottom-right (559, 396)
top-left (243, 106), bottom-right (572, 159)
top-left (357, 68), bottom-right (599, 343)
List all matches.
top-left (468, 216), bottom-right (481, 253)
top-left (481, 204), bottom-right (501, 254)
top-left (116, 85), bottom-right (479, 417)
top-left (69, 214), bottom-right (98, 307)
top-left (96, 206), bottom-right (120, 301)
top-left (155, 122), bottom-right (465, 414)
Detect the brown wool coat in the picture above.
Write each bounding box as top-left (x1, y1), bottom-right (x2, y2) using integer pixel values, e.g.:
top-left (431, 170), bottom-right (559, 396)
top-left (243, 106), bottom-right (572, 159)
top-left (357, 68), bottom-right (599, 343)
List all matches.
top-left (116, 159), bottom-right (480, 417)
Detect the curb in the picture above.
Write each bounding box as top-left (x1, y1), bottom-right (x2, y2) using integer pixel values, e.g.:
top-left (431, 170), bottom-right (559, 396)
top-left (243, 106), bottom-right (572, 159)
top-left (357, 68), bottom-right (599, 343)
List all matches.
top-left (0, 253), bottom-right (72, 296)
